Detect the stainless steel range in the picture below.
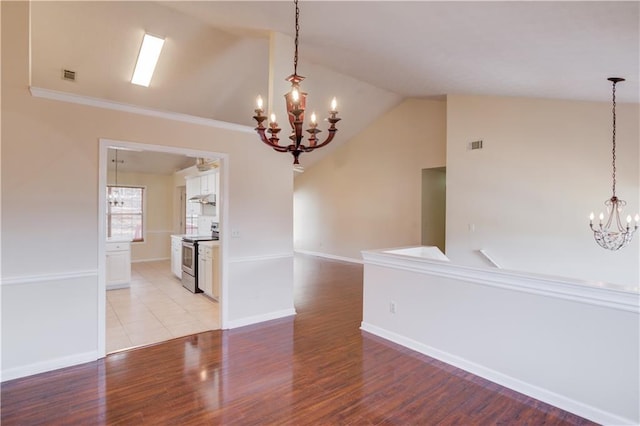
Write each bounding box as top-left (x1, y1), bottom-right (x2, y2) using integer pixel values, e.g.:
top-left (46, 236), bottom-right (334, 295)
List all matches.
top-left (182, 234), bottom-right (218, 293)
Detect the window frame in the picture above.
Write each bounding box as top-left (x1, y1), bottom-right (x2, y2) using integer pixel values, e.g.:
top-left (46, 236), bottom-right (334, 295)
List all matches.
top-left (106, 185), bottom-right (145, 243)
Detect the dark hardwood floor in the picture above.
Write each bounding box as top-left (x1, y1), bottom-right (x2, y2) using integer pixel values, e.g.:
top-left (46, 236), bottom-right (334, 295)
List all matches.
top-left (2, 254), bottom-right (597, 425)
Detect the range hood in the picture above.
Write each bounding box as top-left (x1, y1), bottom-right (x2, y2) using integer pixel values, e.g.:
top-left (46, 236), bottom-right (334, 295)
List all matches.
top-left (188, 194), bottom-right (216, 206)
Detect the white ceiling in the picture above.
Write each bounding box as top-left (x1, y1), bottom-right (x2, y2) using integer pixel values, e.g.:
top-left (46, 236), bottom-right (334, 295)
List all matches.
top-left (163, 1), bottom-right (640, 103)
top-left (31, 1), bottom-right (639, 173)
top-left (107, 149), bottom-right (196, 175)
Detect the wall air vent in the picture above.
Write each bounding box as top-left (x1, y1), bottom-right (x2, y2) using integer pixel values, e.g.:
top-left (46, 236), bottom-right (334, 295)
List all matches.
top-left (469, 140), bottom-right (483, 150)
top-left (62, 69), bottom-right (76, 81)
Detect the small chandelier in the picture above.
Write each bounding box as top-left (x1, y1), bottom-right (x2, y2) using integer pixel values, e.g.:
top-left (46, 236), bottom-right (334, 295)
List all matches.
top-left (589, 77), bottom-right (639, 250)
top-left (108, 150), bottom-right (124, 207)
top-left (253, 0), bottom-right (340, 165)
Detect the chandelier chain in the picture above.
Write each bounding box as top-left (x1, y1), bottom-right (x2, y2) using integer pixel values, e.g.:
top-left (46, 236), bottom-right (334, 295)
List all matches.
top-left (589, 77), bottom-right (638, 251)
top-left (252, 0), bottom-right (340, 165)
top-left (611, 80), bottom-right (617, 197)
top-left (293, 0), bottom-right (299, 76)
top-left (115, 150), bottom-right (119, 187)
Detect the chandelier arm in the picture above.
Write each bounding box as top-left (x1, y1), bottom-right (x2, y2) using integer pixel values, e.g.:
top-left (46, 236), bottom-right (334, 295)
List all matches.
top-left (255, 126), bottom-right (289, 152)
top-left (303, 116), bottom-right (341, 151)
top-left (301, 128), bottom-right (338, 152)
top-left (603, 212), bottom-right (615, 231)
top-left (614, 204), bottom-right (625, 231)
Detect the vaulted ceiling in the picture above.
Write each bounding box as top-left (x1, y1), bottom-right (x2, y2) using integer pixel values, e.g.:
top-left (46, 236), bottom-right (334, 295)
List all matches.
top-left (31, 1), bottom-right (639, 172)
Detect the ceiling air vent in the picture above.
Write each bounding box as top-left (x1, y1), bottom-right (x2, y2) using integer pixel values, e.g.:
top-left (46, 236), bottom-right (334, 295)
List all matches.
top-left (62, 69), bottom-right (76, 81)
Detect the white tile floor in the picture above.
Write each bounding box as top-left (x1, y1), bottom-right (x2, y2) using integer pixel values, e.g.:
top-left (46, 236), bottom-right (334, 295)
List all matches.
top-left (106, 260), bottom-right (220, 353)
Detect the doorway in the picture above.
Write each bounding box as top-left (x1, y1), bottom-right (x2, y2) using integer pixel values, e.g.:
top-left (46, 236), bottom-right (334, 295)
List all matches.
top-left (98, 139), bottom-right (228, 356)
top-left (421, 167), bottom-right (446, 253)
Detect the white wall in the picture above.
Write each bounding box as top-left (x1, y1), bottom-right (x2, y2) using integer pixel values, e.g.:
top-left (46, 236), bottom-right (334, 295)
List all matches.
top-left (361, 250), bottom-right (640, 425)
top-left (1, 2), bottom-right (294, 380)
top-left (294, 98), bottom-right (447, 261)
top-left (446, 95), bottom-right (639, 286)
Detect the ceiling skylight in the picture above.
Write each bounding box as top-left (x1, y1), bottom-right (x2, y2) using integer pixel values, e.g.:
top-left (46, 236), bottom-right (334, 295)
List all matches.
top-left (131, 33), bottom-right (165, 87)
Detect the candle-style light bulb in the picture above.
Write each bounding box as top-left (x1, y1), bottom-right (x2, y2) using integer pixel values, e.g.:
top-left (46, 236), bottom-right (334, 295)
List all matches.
top-left (330, 97), bottom-right (337, 112)
top-left (256, 96), bottom-right (263, 110)
top-left (635, 214), bottom-right (640, 222)
top-left (599, 212), bottom-right (604, 222)
top-left (292, 89), bottom-right (299, 103)
top-left (589, 212), bottom-right (594, 221)
top-left (311, 112), bottom-right (317, 124)
top-left (270, 113), bottom-right (277, 124)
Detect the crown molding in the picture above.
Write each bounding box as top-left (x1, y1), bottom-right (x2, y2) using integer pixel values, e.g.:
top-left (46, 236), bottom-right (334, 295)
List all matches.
top-left (29, 86), bottom-right (254, 134)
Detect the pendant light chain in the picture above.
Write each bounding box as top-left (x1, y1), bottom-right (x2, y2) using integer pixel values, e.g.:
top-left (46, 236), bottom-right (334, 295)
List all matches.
top-left (293, 0), bottom-right (300, 76)
top-left (589, 76), bottom-right (639, 251)
top-left (115, 150), bottom-right (119, 187)
top-left (611, 80), bottom-right (617, 197)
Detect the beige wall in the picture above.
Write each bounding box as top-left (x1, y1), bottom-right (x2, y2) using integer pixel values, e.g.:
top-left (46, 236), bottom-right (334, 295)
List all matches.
top-left (108, 170), bottom-right (174, 262)
top-left (1, 1), bottom-right (294, 378)
top-left (294, 98), bottom-right (447, 260)
top-left (446, 95), bottom-right (639, 286)
top-left (296, 92), bottom-right (639, 286)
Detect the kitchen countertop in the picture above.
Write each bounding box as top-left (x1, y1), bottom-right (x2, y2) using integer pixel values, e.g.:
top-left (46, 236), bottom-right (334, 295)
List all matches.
top-left (106, 238), bottom-right (132, 243)
top-left (172, 234), bottom-right (220, 245)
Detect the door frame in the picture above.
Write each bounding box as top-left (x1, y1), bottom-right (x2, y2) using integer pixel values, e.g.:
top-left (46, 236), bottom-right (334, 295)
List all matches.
top-left (97, 138), bottom-right (229, 357)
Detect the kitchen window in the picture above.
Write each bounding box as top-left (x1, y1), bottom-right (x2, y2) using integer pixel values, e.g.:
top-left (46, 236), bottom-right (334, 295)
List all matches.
top-left (107, 186), bottom-right (144, 242)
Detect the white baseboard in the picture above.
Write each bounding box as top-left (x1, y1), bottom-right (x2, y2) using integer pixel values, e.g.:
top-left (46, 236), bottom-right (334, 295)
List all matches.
top-left (227, 253), bottom-right (293, 264)
top-left (107, 283), bottom-right (130, 290)
top-left (359, 322), bottom-right (635, 426)
top-left (294, 249), bottom-right (363, 264)
top-left (1, 351), bottom-right (98, 383)
top-left (226, 308), bottom-right (296, 329)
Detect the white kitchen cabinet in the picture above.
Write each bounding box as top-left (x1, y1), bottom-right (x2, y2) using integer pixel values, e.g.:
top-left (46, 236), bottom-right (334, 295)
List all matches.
top-left (202, 172), bottom-right (218, 218)
top-left (201, 173), bottom-right (213, 195)
top-left (187, 173), bottom-right (216, 196)
top-left (171, 235), bottom-right (183, 279)
top-left (186, 173), bottom-right (218, 216)
top-left (198, 243), bottom-right (213, 297)
top-left (106, 241), bottom-right (131, 290)
top-left (211, 245), bottom-right (220, 300)
top-left (186, 176), bottom-right (201, 216)
top-left (185, 176), bottom-right (200, 216)
top-left (186, 176), bottom-right (201, 199)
